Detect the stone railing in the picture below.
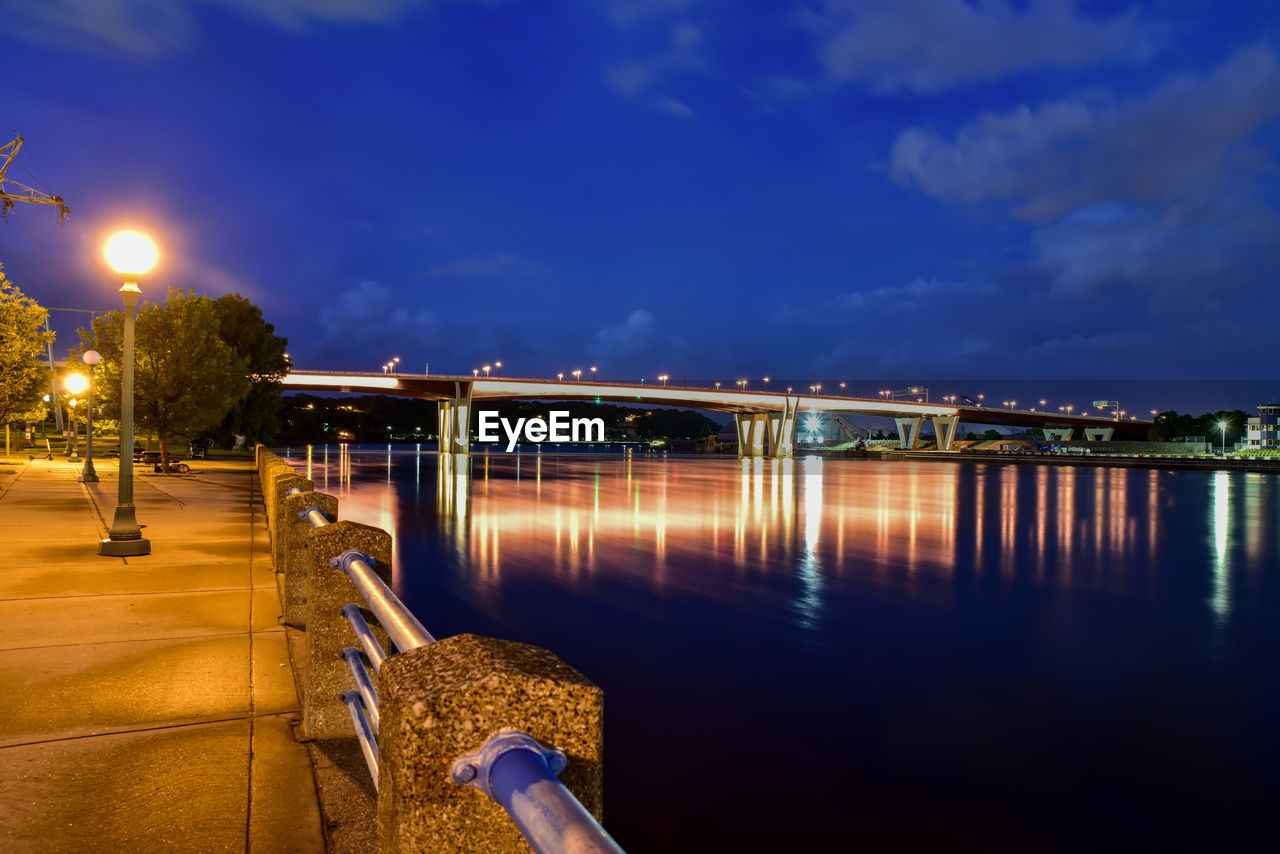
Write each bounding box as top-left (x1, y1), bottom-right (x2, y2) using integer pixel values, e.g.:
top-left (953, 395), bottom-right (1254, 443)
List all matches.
top-left (255, 446), bottom-right (623, 853)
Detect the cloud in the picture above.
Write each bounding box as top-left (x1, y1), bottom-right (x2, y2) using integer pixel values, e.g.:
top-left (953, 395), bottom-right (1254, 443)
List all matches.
top-left (835, 278), bottom-right (996, 311)
top-left (1030, 200), bottom-right (1280, 298)
top-left (310, 279), bottom-right (531, 370)
top-left (588, 309), bottom-right (690, 368)
top-left (806, 0), bottom-right (1159, 95)
top-left (604, 20), bottom-right (706, 115)
top-left (4, 0), bottom-right (423, 54)
top-left (652, 96), bottom-right (695, 118)
top-left (419, 253), bottom-right (534, 278)
top-left (889, 44), bottom-right (1280, 221)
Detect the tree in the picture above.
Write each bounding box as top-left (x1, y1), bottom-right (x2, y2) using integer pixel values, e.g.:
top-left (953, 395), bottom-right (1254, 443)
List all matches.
top-left (0, 264), bottom-right (52, 453)
top-left (212, 293), bottom-right (289, 446)
top-left (81, 288), bottom-right (249, 472)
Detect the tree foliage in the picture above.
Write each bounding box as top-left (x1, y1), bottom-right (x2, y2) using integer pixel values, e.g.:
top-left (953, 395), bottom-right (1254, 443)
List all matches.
top-left (80, 287), bottom-right (249, 469)
top-left (1148, 409), bottom-right (1251, 444)
top-left (212, 293), bottom-right (289, 446)
top-left (0, 264), bottom-right (53, 429)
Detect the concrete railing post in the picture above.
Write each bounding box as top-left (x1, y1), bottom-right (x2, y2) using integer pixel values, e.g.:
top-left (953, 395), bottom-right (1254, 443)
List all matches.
top-left (304, 520), bottom-right (393, 739)
top-left (279, 490), bottom-right (338, 627)
top-left (376, 633), bottom-right (604, 853)
top-left (268, 469), bottom-right (313, 572)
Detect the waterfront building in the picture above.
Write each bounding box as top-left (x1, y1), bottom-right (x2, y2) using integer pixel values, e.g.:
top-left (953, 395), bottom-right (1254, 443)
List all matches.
top-left (1241, 403), bottom-right (1280, 449)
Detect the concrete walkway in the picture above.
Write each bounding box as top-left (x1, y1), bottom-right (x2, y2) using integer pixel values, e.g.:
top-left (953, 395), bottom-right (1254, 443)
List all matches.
top-left (0, 454), bottom-right (325, 853)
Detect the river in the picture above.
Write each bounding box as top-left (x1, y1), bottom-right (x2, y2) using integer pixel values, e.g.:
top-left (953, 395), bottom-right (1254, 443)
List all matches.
top-left (281, 445), bottom-right (1279, 851)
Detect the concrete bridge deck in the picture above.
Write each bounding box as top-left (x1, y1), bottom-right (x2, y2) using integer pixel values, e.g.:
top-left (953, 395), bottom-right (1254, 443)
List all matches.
top-left (0, 455), bottom-right (326, 853)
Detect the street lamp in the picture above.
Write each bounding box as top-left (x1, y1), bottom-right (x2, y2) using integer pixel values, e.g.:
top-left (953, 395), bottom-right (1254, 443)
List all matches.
top-left (483, 364), bottom-right (491, 378)
top-left (81, 351), bottom-right (101, 482)
top-left (64, 373), bottom-right (88, 460)
top-left (1219, 420), bottom-right (1228, 456)
top-left (100, 229), bottom-right (156, 557)
top-left (473, 368), bottom-right (479, 378)
top-left (762, 377), bottom-right (769, 390)
top-left (558, 372), bottom-right (564, 381)
top-left (590, 366), bottom-right (597, 382)
top-left (715, 381), bottom-right (721, 389)
top-left (494, 360), bottom-right (502, 377)
top-left (573, 369), bottom-right (582, 382)
top-left (658, 374), bottom-right (669, 387)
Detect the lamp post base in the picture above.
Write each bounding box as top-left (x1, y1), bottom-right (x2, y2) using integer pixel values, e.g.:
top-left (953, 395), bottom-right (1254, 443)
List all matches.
top-left (100, 536), bottom-right (150, 556)
top-left (79, 474), bottom-right (100, 483)
top-left (101, 504), bottom-right (149, 556)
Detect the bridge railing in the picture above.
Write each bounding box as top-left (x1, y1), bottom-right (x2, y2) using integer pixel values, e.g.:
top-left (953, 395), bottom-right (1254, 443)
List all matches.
top-left (260, 447), bottom-right (623, 853)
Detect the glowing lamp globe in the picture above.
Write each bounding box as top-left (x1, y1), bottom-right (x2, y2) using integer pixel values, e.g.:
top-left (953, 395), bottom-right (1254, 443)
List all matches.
top-left (65, 373), bottom-right (90, 395)
top-left (83, 350), bottom-right (102, 366)
top-left (104, 230), bottom-right (159, 276)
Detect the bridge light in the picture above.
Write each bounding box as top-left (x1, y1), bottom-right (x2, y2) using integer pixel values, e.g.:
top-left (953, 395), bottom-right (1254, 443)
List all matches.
top-left (573, 369), bottom-right (582, 382)
top-left (558, 372), bottom-right (564, 381)
top-left (482, 365), bottom-right (491, 377)
top-left (494, 361), bottom-right (502, 377)
top-left (473, 369), bottom-right (479, 378)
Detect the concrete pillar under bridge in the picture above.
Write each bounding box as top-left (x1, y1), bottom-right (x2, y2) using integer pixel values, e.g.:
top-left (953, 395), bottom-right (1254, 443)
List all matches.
top-left (1044, 427), bottom-right (1074, 442)
top-left (437, 381), bottom-right (474, 454)
top-left (895, 416), bottom-right (923, 450)
top-left (931, 415), bottom-right (960, 451)
top-left (737, 396), bottom-right (799, 459)
top-left (1084, 426), bottom-right (1114, 442)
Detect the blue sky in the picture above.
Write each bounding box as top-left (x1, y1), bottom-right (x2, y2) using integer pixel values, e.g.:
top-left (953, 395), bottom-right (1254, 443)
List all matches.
top-left (2, 0), bottom-right (1279, 386)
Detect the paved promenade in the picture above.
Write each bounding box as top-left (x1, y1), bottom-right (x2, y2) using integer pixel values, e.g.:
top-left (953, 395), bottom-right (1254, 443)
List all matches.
top-left (0, 454), bottom-right (326, 853)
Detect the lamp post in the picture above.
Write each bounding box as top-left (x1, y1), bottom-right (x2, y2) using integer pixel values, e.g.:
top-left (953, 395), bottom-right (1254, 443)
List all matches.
top-left (590, 366), bottom-right (597, 382)
top-left (100, 229), bottom-right (156, 557)
top-left (483, 364), bottom-right (491, 378)
top-left (494, 361), bottom-right (502, 378)
top-left (80, 351), bottom-right (101, 482)
top-left (1220, 421), bottom-right (1228, 456)
top-left (573, 369), bottom-right (582, 382)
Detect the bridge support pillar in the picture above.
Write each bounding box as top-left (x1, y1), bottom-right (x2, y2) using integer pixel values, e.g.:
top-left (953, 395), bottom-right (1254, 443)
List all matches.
top-left (1044, 427), bottom-right (1073, 442)
top-left (1083, 426), bottom-right (1114, 442)
top-left (767, 396), bottom-right (799, 459)
top-left (437, 382), bottom-right (474, 455)
top-left (736, 413), bottom-right (768, 458)
top-left (895, 416), bottom-right (923, 450)
top-left (931, 415), bottom-right (960, 451)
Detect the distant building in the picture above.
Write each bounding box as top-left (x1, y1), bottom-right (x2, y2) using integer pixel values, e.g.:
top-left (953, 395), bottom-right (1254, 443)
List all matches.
top-left (1241, 403), bottom-right (1280, 449)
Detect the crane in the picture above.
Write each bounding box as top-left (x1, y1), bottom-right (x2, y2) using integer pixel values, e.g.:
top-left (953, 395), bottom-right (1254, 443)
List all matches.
top-left (0, 135), bottom-right (69, 224)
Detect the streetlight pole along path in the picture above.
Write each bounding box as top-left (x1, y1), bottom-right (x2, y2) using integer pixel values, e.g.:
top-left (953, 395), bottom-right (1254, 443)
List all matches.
top-left (99, 230), bottom-right (155, 557)
top-left (80, 350), bottom-right (101, 482)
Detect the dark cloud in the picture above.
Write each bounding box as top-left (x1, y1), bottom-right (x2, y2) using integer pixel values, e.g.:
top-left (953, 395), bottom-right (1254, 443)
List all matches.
top-left (806, 0), bottom-right (1159, 95)
top-left (588, 309), bottom-right (690, 369)
top-left (890, 45), bottom-right (1280, 221)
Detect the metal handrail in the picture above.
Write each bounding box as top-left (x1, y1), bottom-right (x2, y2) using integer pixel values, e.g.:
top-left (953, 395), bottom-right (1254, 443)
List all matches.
top-left (283, 473), bottom-right (624, 852)
top-left (342, 646), bottom-right (380, 732)
top-left (341, 603), bottom-right (388, 671)
top-left (330, 549), bottom-right (436, 652)
top-left (341, 689), bottom-right (380, 789)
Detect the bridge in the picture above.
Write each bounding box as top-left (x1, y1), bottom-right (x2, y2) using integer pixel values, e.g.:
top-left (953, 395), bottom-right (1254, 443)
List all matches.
top-left (281, 370), bottom-right (1150, 458)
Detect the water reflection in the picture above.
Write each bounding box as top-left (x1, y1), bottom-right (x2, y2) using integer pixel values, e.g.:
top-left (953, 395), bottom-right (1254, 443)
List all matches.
top-left (287, 451), bottom-right (1280, 629)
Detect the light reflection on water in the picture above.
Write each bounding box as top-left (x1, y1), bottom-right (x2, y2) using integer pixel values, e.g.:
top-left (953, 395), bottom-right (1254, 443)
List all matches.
top-left (279, 446), bottom-right (1280, 850)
